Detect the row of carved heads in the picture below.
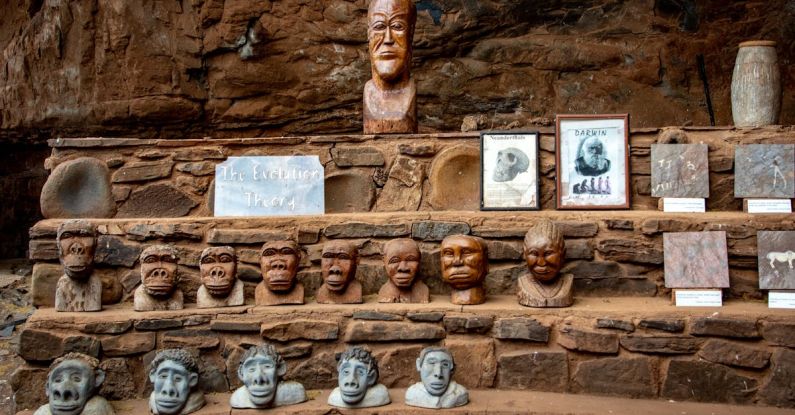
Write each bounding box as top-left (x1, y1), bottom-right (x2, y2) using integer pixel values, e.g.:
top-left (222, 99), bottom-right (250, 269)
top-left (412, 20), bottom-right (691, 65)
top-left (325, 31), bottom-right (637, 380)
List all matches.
top-left (55, 219), bottom-right (571, 312)
top-left (38, 344), bottom-right (467, 415)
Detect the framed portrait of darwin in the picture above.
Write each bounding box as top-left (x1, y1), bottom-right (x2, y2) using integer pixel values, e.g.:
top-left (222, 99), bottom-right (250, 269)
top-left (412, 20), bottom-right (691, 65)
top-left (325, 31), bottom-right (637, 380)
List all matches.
top-left (556, 114), bottom-right (630, 209)
top-left (480, 132), bottom-right (540, 210)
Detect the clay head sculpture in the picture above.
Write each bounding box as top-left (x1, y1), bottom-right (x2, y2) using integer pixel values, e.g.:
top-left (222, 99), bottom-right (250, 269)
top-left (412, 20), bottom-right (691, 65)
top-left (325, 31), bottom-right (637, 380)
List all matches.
top-left (134, 245), bottom-right (183, 311)
top-left (260, 241), bottom-right (301, 292)
top-left (518, 220), bottom-right (573, 308)
top-left (317, 240), bottom-right (362, 304)
top-left (440, 235), bottom-right (488, 305)
top-left (378, 238), bottom-right (429, 303)
top-left (405, 347), bottom-right (468, 409)
top-left (492, 148), bottom-right (530, 182)
top-left (57, 220), bottom-right (96, 281)
top-left (199, 246), bottom-right (237, 297)
top-left (363, 0), bottom-right (418, 134)
top-left (328, 346), bottom-right (390, 408)
top-left (230, 343), bottom-right (306, 409)
top-left (37, 353), bottom-right (115, 415)
top-left (148, 349), bottom-right (204, 415)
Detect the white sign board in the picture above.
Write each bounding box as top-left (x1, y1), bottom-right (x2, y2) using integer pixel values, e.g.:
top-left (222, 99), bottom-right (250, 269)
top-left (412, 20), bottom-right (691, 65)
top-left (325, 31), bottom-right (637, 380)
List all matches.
top-left (663, 198), bottom-right (706, 213)
top-left (769, 291), bottom-right (795, 309)
top-left (674, 290), bottom-right (722, 307)
top-left (747, 199), bottom-right (793, 214)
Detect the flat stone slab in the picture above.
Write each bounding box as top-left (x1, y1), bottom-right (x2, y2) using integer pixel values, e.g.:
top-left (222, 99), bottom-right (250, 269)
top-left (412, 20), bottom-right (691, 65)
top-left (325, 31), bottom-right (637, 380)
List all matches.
top-left (734, 144), bottom-right (795, 198)
top-left (651, 144), bottom-right (709, 198)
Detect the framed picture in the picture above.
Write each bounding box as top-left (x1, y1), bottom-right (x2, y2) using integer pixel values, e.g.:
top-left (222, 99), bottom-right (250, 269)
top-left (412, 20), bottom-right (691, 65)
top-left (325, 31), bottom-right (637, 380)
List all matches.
top-left (480, 131), bottom-right (540, 210)
top-left (555, 114), bottom-right (630, 209)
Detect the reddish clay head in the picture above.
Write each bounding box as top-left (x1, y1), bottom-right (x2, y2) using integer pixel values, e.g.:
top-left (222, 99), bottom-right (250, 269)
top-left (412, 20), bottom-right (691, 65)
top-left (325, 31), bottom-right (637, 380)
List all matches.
top-left (321, 240), bottom-right (359, 293)
top-left (260, 240), bottom-right (301, 292)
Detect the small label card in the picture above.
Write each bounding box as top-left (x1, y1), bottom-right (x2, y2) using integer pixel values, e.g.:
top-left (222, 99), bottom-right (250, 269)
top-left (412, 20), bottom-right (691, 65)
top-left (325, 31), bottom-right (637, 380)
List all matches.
top-left (747, 199), bottom-right (793, 214)
top-left (663, 198), bottom-right (706, 213)
top-left (674, 289), bottom-right (722, 307)
top-left (769, 291), bottom-right (795, 309)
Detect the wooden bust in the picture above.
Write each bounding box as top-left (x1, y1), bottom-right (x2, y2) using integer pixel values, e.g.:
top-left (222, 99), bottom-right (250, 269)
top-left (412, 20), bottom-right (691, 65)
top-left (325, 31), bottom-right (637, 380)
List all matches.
top-left (363, 0), bottom-right (418, 134)
top-left (55, 220), bottom-right (102, 312)
top-left (440, 235), bottom-right (488, 305)
top-left (378, 238), bottom-right (429, 303)
top-left (255, 240), bottom-right (305, 306)
top-left (517, 220), bottom-right (573, 308)
top-left (197, 246), bottom-right (244, 308)
top-left (316, 240), bottom-right (362, 304)
top-left (133, 245), bottom-right (184, 311)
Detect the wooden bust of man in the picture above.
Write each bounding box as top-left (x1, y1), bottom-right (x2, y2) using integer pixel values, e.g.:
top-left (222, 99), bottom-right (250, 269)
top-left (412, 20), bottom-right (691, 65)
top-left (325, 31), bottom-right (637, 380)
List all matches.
top-left (55, 220), bottom-right (102, 312)
top-left (316, 240), bottom-right (362, 304)
top-left (255, 240), bottom-right (305, 306)
top-left (517, 220), bottom-right (573, 308)
top-left (378, 238), bottom-right (429, 303)
top-left (197, 246), bottom-right (244, 308)
top-left (363, 0), bottom-right (418, 134)
top-left (440, 235), bottom-right (488, 305)
top-left (134, 245), bottom-right (184, 311)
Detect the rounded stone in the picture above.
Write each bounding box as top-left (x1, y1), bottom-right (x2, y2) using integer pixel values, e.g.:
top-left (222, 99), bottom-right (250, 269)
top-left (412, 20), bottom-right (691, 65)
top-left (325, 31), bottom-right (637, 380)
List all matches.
top-left (40, 157), bottom-right (116, 218)
top-left (324, 171), bottom-right (376, 213)
top-left (428, 145), bottom-right (480, 210)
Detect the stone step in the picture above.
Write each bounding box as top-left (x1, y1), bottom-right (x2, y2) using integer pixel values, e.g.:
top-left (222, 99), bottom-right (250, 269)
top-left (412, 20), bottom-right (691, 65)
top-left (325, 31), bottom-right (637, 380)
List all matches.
top-left (16, 389), bottom-right (795, 415)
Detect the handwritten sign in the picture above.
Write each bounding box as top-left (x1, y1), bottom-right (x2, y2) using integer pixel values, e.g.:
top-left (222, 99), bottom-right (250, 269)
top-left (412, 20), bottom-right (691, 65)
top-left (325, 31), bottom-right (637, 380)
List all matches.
top-left (214, 156), bottom-right (324, 217)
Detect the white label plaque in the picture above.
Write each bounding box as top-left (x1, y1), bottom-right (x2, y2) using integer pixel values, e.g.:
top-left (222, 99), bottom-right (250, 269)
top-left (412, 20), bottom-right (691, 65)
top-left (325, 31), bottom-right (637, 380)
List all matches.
top-left (769, 291), bottom-right (795, 309)
top-left (663, 198), bottom-right (706, 213)
top-left (214, 156), bottom-right (324, 217)
top-left (747, 199), bottom-right (793, 214)
top-left (675, 290), bottom-right (722, 307)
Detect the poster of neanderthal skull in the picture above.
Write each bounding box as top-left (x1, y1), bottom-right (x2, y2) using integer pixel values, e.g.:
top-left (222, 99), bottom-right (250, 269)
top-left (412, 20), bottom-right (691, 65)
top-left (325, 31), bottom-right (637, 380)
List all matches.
top-left (480, 132), bottom-right (540, 210)
top-left (757, 231), bottom-right (795, 290)
top-left (556, 115), bottom-right (630, 209)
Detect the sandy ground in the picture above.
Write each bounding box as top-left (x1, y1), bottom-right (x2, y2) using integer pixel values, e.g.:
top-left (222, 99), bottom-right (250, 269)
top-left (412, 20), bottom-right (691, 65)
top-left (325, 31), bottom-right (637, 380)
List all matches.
top-left (0, 260), bottom-right (34, 415)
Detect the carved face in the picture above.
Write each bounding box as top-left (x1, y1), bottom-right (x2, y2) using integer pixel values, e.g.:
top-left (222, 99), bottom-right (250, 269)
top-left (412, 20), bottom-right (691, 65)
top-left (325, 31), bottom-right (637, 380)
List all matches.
top-left (260, 241), bottom-right (301, 292)
top-left (46, 360), bottom-right (101, 415)
top-left (418, 350), bottom-right (454, 397)
top-left (149, 360), bottom-right (198, 415)
top-left (368, 0), bottom-right (413, 83)
top-left (492, 148), bottom-right (529, 182)
top-left (141, 247), bottom-right (178, 298)
top-left (523, 234), bottom-right (563, 283)
top-left (239, 353), bottom-right (285, 407)
top-left (200, 247), bottom-right (237, 297)
top-left (338, 357), bottom-right (377, 405)
top-left (58, 229), bottom-right (96, 281)
top-left (383, 239), bottom-right (420, 289)
top-left (321, 241), bottom-right (358, 293)
top-left (440, 235), bottom-right (487, 290)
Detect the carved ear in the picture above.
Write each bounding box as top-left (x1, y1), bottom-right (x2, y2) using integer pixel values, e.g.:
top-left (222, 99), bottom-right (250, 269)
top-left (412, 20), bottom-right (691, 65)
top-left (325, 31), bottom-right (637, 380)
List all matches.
top-left (277, 360), bottom-right (287, 378)
top-left (415, 357), bottom-right (422, 372)
top-left (148, 369), bottom-right (157, 384)
top-left (188, 372), bottom-right (199, 389)
top-left (366, 368), bottom-right (378, 387)
top-left (94, 368), bottom-right (106, 389)
top-left (237, 364), bottom-right (245, 383)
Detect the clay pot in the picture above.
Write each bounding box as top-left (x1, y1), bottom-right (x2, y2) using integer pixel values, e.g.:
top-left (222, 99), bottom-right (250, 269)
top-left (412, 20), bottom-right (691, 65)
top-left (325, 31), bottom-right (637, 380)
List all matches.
top-left (731, 40), bottom-right (781, 127)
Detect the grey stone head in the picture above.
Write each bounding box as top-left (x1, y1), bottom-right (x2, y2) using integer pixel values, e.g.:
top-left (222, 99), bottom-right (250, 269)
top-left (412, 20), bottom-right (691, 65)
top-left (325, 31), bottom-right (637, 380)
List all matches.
top-left (45, 352), bottom-right (104, 415)
top-left (492, 148), bottom-right (530, 182)
top-left (336, 346), bottom-right (379, 405)
top-left (416, 347), bottom-right (455, 397)
top-left (237, 344), bottom-right (287, 407)
top-left (57, 220), bottom-right (97, 280)
top-left (149, 349), bottom-right (200, 415)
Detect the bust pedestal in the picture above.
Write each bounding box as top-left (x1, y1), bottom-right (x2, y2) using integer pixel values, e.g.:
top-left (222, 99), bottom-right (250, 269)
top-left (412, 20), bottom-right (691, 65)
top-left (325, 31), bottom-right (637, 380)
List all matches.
top-left (517, 274), bottom-right (574, 308)
top-left (255, 282), bottom-right (305, 306)
top-left (363, 79), bottom-right (417, 134)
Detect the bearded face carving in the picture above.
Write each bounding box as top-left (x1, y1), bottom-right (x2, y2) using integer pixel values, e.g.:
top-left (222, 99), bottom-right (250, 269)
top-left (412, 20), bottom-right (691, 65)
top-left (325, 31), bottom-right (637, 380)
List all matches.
top-left (575, 136), bottom-right (611, 176)
top-left (492, 148), bottom-right (530, 182)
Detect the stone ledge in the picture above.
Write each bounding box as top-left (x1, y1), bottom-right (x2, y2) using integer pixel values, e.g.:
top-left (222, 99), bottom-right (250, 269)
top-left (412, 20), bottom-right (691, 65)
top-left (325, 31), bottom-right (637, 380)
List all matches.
top-left (15, 389), bottom-right (795, 415)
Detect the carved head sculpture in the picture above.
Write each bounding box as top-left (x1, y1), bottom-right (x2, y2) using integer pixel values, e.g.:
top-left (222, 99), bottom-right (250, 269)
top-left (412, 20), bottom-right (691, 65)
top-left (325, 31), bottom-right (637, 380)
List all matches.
top-left (149, 349), bottom-right (200, 415)
top-left (368, 0), bottom-right (416, 86)
top-left (383, 238), bottom-right (420, 289)
top-left (260, 240), bottom-right (301, 292)
top-left (44, 353), bottom-right (104, 415)
top-left (57, 220), bottom-right (96, 281)
top-left (416, 347), bottom-right (455, 397)
top-left (523, 220), bottom-right (565, 283)
top-left (199, 246), bottom-right (237, 297)
top-left (336, 346), bottom-right (379, 405)
top-left (237, 344), bottom-right (286, 407)
top-left (140, 245), bottom-right (179, 298)
top-left (321, 240), bottom-right (359, 293)
top-left (492, 148), bottom-right (530, 182)
top-left (440, 235), bottom-right (488, 290)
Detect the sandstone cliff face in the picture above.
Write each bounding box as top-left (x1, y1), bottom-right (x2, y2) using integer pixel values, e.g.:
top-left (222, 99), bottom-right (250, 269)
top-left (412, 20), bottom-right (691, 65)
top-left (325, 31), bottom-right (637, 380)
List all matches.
top-left (1, 0), bottom-right (793, 141)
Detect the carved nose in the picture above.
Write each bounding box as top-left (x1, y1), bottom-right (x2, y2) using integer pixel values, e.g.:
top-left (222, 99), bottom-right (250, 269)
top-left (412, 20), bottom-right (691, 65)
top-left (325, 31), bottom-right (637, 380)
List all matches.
top-left (253, 374), bottom-right (269, 386)
top-left (161, 380), bottom-right (177, 397)
top-left (210, 267), bottom-right (225, 278)
top-left (152, 268), bottom-right (168, 278)
top-left (69, 243), bottom-right (85, 255)
top-left (272, 262), bottom-right (286, 270)
top-left (384, 27), bottom-right (394, 44)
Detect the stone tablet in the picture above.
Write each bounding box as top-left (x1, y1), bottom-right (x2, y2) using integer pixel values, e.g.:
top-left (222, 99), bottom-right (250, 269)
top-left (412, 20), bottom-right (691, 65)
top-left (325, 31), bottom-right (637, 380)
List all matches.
top-left (214, 156), bottom-right (324, 216)
top-left (735, 144), bottom-right (795, 198)
top-left (651, 144), bottom-right (709, 198)
top-left (757, 231), bottom-right (795, 290)
top-left (663, 232), bottom-right (729, 288)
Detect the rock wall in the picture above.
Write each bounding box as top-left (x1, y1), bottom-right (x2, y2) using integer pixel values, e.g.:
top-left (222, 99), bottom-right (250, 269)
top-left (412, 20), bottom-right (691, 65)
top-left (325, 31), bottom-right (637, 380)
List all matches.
top-left (2, 0), bottom-right (794, 141)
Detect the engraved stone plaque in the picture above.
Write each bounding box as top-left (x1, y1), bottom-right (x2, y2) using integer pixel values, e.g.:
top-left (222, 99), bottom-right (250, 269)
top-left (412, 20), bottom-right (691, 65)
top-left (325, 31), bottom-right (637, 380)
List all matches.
top-left (214, 156), bottom-right (324, 217)
top-left (663, 231), bottom-right (729, 288)
top-left (758, 231), bottom-right (795, 290)
top-left (651, 144), bottom-right (709, 198)
top-left (735, 144), bottom-right (795, 198)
